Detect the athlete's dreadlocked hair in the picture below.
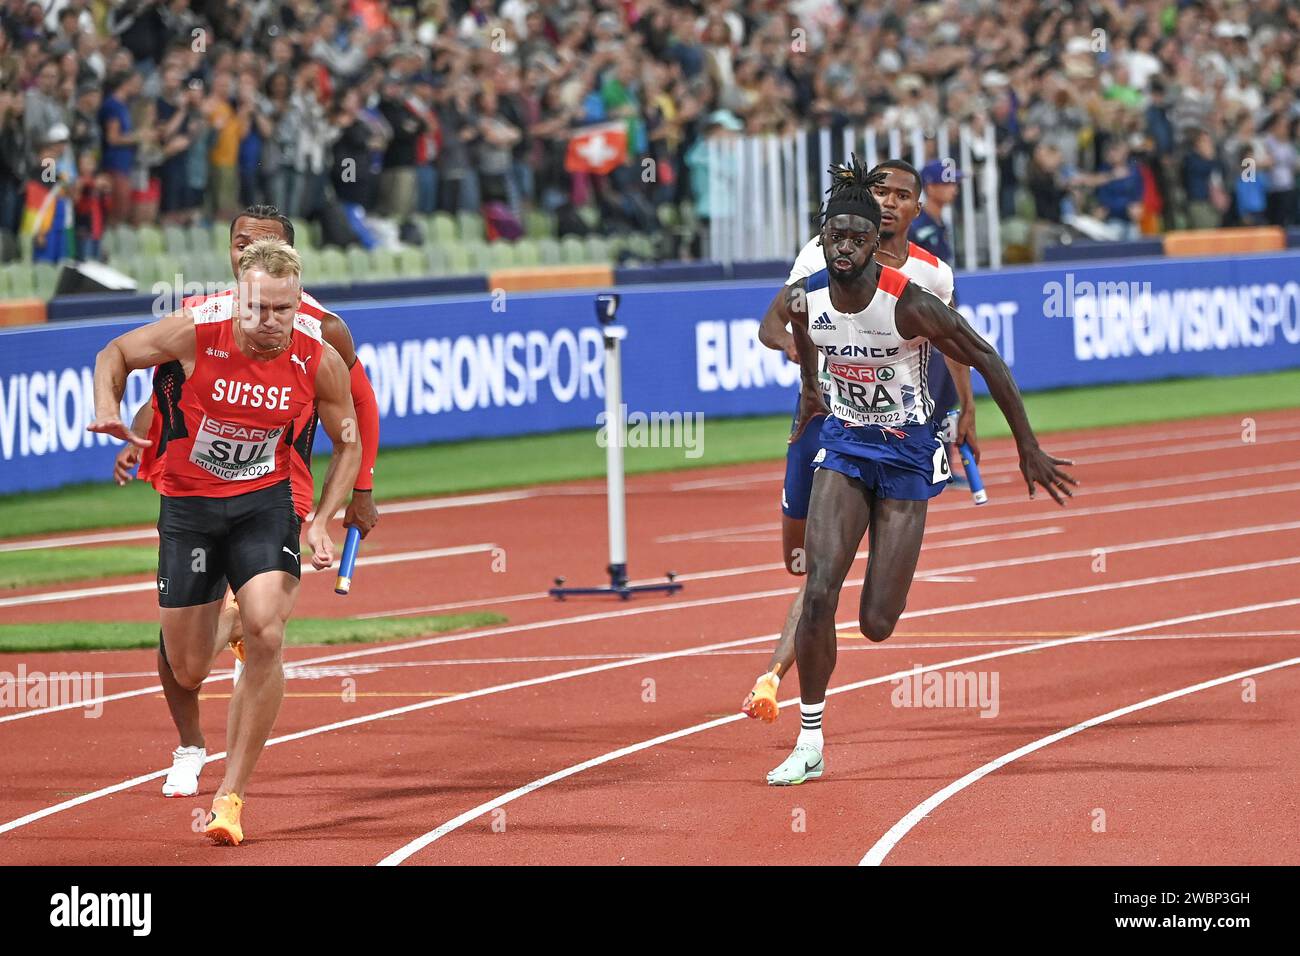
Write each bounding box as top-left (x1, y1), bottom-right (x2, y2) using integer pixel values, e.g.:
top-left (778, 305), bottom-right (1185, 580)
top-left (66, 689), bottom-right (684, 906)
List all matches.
top-left (230, 204), bottom-right (295, 247)
top-left (815, 153), bottom-right (888, 230)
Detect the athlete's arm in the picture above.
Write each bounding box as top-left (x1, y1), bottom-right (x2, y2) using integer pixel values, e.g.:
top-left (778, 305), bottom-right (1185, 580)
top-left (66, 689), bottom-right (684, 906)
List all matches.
top-left (896, 286), bottom-right (1076, 504)
top-left (306, 343), bottom-right (362, 570)
top-left (90, 311), bottom-right (195, 447)
top-left (781, 280), bottom-right (829, 443)
top-left (760, 237), bottom-right (824, 362)
top-left (758, 286), bottom-right (798, 362)
top-left (940, 289), bottom-right (979, 460)
top-left (113, 399), bottom-right (155, 485)
top-left (318, 310), bottom-right (379, 537)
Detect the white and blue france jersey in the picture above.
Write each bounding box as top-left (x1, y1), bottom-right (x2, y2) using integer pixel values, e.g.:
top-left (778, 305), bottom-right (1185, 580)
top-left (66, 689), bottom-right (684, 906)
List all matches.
top-left (804, 264), bottom-right (936, 428)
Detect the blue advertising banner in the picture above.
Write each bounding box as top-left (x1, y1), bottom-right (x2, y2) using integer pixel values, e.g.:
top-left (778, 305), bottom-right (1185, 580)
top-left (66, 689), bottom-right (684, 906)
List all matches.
top-left (2, 251), bottom-right (1298, 493)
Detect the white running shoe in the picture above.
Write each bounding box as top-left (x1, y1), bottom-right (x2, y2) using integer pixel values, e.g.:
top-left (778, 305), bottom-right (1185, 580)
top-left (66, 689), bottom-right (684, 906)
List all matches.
top-left (766, 743), bottom-right (824, 786)
top-left (162, 745), bottom-right (206, 798)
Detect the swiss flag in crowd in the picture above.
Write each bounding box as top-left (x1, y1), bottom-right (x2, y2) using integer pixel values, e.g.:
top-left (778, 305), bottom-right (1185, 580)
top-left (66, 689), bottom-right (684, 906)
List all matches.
top-left (564, 122), bottom-right (628, 175)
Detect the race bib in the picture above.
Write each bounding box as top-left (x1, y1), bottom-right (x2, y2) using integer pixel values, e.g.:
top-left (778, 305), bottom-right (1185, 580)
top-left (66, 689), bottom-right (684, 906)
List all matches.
top-left (188, 415), bottom-right (284, 481)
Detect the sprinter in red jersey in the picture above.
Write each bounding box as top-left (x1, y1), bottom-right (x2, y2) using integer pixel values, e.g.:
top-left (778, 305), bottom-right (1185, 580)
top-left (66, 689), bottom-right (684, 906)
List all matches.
top-left (112, 205), bottom-right (380, 801)
top-left (90, 238), bottom-right (360, 845)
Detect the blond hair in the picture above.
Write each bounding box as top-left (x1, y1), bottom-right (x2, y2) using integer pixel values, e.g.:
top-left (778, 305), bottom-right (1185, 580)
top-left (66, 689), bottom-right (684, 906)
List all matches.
top-left (237, 237), bottom-right (302, 281)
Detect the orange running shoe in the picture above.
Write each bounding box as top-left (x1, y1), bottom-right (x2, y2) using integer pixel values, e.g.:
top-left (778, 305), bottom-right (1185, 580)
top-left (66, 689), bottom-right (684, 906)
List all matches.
top-left (741, 672), bottom-right (780, 723)
top-left (203, 793), bottom-right (245, 846)
top-left (222, 593), bottom-right (245, 663)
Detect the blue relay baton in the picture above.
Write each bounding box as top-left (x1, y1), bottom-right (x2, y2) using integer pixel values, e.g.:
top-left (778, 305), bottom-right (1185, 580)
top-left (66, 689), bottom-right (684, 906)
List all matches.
top-left (958, 442), bottom-right (988, 505)
top-left (335, 525), bottom-right (362, 595)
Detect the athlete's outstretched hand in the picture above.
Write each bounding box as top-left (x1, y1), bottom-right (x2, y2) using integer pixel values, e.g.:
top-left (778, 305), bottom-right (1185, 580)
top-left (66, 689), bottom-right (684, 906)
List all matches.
top-left (1019, 443), bottom-right (1077, 505)
top-left (87, 416), bottom-right (152, 449)
top-left (790, 390), bottom-right (830, 444)
top-left (112, 444), bottom-right (141, 486)
top-left (305, 520), bottom-right (336, 570)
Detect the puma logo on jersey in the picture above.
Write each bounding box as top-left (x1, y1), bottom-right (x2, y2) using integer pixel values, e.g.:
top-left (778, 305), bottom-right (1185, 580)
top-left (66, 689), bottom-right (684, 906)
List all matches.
top-left (290, 354), bottom-right (310, 374)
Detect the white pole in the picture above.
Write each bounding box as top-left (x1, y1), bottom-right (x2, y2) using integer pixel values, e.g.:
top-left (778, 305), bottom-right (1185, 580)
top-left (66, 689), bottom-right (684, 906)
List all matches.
top-left (984, 121), bottom-right (1002, 269)
top-left (796, 129), bottom-right (810, 246)
top-left (604, 325), bottom-right (628, 575)
top-left (750, 135), bottom-right (763, 261)
top-left (888, 127), bottom-right (902, 162)
top-left (818, 126), bottom-right (832, 201)
top-left (728, 135), bottom-right (738, 265)
top-left (782, 133), bottom-right (796, 257)
top-left (766, 134), bottom-right (781, 260)
top-left (959, 124), bottom-right (977, 271)
top-left (842, 124), bottom-right (854, 166)
top-left (937, 123), bottom-right (955, 240)
top-left (707, 136), bottom-right (719, 263)
top-left (864, 125), bottom-right (878, 171)
top-left (910, 127), bottom-right (925, 169)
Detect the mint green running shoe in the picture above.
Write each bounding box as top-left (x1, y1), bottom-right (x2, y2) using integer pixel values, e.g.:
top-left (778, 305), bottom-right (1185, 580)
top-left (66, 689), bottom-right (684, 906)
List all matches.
top-left (766, 743), bottom-right (824, 786)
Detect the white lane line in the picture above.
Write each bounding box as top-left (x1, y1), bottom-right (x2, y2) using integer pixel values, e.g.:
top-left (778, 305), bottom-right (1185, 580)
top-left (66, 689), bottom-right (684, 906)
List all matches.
top-left (859, 655), bottom-right (1300, 866)
top-left (0, 585), bottom-right (801, 725)
top-left (671, 472), bottom-right (782, 492)
top-left (974, 432), bottom-right (1294, 476)
top-left (358, 509), bottom-right (1300, 621)
top-left (0, 543), bottom-right (498, 610)
top-left (659, 465), bottom-right (1300, 543)
top-left (375, 598), bottom-right (1300, 865)
top-left (0, 492), bottom-right (538, 554)
top-left (73, 629), bottom-right (1300, 681)
top-left (973, 417), bottom-right (1295, 462)
top-left (347, 543), bottom-right (496, 567)
top-left (0, 528), bottom-right (159, 553)
top-left (670, 418), bottom-right (1297, 492)
top-left (358, 527), bottom-right (1065, 619)
top-left (4, 518), bottom-right (1296, 723)
top-left (341, 489), bottom-right (538, 517)
top-left (657, 522), bottom-right (779, 543)
top-left (927, 460), bottom-right (1300, 514)
top-left (4, 569), bottom-right (1296, 843)
top-left (6, 420), bottom-right (1295, 552)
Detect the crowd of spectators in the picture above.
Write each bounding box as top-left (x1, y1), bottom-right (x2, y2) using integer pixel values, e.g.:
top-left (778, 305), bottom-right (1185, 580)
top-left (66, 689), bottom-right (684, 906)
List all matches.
top-left (0, 0), bottom-right (1298, 266)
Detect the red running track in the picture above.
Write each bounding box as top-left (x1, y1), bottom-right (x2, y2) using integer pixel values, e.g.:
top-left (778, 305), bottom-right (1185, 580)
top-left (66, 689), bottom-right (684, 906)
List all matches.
top-left (0, 410), bottom-right (1297, 865)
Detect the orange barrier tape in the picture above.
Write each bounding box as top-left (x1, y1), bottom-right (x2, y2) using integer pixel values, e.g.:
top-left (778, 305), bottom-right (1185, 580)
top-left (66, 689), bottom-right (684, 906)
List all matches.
top-left (1164, 226), bottom-right (1285, 257)
top-left (0, 298), bottom-right (47, 327)
top-left (488, 265), bottom-right (613, 292)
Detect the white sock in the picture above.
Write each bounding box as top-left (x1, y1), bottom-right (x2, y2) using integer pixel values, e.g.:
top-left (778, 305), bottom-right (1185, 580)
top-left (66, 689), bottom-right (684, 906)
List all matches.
top-left (797, 701), bottom-right (824, 752)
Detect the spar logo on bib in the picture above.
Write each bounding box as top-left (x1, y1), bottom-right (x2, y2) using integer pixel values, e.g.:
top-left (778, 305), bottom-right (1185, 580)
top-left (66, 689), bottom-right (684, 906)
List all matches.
top-left (188, 416), bottom-right (284, 481)
top-left (827, 361), bottom-right (894, 383)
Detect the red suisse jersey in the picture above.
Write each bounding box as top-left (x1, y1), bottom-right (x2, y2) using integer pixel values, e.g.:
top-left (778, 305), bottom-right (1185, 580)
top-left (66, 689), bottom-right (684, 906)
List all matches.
top-left (150, 292), bottom-right (325, 498)
top-left (139, 289), bottom-right (331, 516)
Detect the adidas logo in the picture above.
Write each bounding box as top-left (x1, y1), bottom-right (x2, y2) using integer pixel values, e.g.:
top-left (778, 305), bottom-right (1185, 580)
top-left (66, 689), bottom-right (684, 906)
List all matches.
top-left (812, 312), bottom-right (835, 330)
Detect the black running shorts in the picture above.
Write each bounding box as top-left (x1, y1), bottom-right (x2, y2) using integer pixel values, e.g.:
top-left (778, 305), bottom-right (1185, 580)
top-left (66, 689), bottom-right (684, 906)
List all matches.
top-left (156, 480), bottom-right (302, 608)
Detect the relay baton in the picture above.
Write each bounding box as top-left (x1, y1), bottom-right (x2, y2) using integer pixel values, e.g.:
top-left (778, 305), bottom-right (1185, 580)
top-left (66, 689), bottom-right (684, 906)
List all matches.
top-left (958, 442), bottom-right (988, 505)
top-left (335, 525), bottom-right (362, 595)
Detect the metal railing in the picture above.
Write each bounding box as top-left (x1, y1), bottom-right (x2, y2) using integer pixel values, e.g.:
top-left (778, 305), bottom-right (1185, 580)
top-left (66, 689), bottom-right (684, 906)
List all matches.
top-left (706, 122), bottom-right (1001, 272)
